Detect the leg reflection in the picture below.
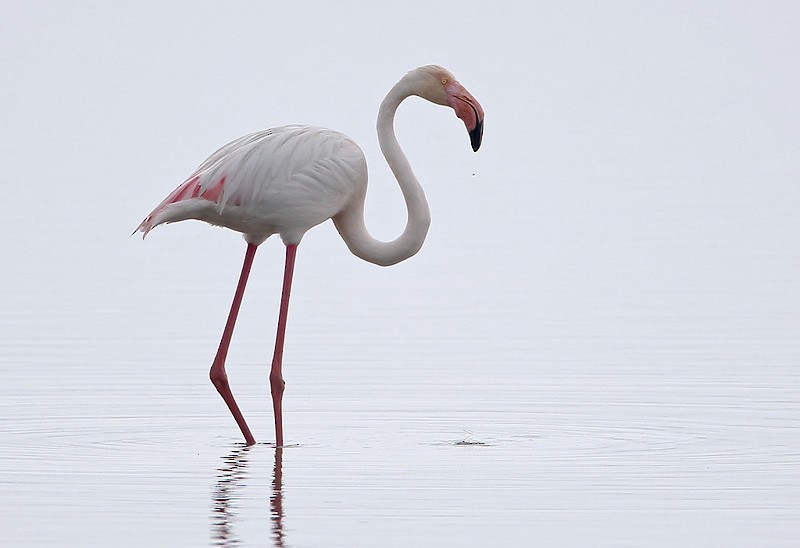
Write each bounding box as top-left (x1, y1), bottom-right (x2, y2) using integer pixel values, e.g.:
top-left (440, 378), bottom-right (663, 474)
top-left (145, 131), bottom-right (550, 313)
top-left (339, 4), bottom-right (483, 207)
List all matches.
top-left (211, 444), bottom-right (252, 546)
top-left (271, 447), bottom-right (284, 547)
top-left (211, 444), bottom-right (286, 547)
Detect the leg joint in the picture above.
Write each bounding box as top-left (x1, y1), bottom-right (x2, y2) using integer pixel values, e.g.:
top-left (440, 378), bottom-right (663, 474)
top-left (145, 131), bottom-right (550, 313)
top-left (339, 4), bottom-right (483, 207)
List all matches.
top-left (210, 368), bottom-right (229, 392)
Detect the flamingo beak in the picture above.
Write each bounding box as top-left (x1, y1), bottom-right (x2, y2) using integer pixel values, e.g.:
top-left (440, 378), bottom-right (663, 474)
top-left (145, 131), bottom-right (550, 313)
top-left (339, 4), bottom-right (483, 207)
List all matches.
top-left (446, 82), bottom-right (484, 152)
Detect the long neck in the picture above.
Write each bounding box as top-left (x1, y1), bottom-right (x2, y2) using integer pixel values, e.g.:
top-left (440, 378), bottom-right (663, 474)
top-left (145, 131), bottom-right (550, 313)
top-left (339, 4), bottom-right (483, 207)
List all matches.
top-left (333, 79), bottom-right (431, 267)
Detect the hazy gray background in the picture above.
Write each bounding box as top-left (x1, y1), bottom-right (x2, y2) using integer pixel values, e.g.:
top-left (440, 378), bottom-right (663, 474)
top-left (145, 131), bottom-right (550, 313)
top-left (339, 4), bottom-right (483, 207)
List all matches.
top-left (1, 2), bottom-right (798, 546)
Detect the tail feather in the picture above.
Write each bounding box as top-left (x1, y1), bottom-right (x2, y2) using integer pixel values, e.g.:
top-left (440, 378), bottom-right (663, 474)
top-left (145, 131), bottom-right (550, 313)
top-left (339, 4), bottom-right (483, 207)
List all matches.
top-left (133, 215), bottom-right (156, 239)
top-left (134, 173), bottom-right (229, 238)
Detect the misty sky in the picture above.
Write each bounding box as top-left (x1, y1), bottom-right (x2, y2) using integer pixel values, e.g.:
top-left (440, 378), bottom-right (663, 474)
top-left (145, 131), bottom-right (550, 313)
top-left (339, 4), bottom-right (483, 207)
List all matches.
top-left (2, 1), bottom-right (798, 358)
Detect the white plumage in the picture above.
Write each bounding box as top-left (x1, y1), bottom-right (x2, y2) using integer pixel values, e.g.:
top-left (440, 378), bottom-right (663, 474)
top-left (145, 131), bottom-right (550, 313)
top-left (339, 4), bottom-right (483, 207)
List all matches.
top-left (137, 125), bottom-right (366, 246)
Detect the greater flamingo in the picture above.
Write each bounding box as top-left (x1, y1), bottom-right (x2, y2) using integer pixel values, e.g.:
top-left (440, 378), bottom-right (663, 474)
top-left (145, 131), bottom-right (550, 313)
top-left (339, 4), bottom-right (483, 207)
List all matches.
top-left (136, 65), bottom-right (484, 446)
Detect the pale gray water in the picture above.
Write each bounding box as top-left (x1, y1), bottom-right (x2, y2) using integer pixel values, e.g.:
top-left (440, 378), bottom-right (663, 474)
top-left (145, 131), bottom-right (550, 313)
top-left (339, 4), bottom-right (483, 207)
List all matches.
top-left (2, 3), bottom-right (799, 547)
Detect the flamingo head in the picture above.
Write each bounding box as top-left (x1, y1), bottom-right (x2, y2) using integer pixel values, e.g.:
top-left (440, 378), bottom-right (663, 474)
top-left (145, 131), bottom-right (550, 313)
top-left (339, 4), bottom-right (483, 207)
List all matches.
top-left (410, 65), bottom-right (484, 152)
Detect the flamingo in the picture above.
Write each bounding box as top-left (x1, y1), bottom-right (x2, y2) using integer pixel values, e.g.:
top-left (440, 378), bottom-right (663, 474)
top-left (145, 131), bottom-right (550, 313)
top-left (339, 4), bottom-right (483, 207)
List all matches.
top-left (136, 65), bottom-right (484, 446)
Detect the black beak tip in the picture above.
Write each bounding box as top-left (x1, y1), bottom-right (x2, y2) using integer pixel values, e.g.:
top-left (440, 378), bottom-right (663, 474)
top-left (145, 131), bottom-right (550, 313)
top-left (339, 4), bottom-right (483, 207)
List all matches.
top-left (469, 119), bottom-right (484, 152)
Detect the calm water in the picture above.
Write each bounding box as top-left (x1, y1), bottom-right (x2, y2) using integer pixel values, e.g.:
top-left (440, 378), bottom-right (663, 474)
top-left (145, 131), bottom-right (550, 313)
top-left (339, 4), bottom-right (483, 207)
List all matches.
top-left (2, 330), bottom-right (799, 546)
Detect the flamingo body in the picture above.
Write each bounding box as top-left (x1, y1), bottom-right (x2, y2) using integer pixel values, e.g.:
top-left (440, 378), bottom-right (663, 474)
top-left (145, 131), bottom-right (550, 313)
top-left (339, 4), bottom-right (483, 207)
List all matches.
top-left (137, 125), bottom-right (367, 246)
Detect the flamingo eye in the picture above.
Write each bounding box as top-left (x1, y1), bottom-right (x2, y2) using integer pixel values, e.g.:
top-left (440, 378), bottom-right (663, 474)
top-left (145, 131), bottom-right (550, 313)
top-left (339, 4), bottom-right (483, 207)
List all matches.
top-left (441, 77), bottom-right (448, 85)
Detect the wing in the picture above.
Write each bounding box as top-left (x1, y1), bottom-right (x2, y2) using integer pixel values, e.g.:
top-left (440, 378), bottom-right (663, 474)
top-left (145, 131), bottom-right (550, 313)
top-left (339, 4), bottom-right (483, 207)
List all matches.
top-left (135, 125), bottom-right (366, 238)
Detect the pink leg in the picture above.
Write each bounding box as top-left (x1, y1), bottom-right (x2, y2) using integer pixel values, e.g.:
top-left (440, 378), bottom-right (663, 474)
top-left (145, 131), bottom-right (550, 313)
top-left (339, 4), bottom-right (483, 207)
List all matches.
top-left (210, 243), bottom-right (258, 446)
top-left (270, 244), bottom-right (297, 447)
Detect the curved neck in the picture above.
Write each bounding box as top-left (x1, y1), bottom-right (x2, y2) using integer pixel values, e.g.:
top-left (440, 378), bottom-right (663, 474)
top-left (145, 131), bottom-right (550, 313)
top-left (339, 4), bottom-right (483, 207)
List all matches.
top-left (333, 78), bottom-right (431, 267)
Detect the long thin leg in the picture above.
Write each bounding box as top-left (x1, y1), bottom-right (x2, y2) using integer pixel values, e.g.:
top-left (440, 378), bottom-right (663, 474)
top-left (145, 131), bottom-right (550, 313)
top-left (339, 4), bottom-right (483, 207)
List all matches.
top-left (270, 244), bottom-right (297, 447)
top-left (210, 242), bottom-right (258, 446)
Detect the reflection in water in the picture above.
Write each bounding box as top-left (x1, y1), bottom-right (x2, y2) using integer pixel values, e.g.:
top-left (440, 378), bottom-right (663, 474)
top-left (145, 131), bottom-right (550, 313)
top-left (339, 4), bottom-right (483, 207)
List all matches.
top-left (271, 448), bottom-right (284, 547)
top-left (211, 444), bottom-right (251, 546)
top-left (211, 445), bottom-right (285, 547)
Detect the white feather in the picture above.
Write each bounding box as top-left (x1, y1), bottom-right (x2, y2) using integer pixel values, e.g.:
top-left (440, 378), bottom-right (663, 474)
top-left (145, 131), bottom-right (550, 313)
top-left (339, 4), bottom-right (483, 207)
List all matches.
top-left (136, 125), bottom-right (366, 245)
